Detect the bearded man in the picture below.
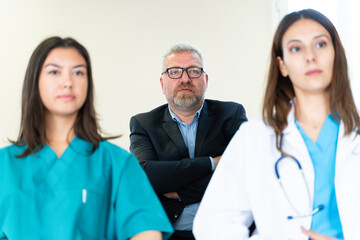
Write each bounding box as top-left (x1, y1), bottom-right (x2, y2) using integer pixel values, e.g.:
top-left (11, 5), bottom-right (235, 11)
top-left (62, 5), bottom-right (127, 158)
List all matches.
top-left (129, 43), bottom-right (247, 240)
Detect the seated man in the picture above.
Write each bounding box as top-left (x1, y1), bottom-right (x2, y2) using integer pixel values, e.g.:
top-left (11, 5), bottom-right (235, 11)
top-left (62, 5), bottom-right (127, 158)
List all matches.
top-left (130, 43), bottom-right (247, 240)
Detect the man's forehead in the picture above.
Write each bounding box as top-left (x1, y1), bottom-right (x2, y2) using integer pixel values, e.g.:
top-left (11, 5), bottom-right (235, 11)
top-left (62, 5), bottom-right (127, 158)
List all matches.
top-left (164, 51), bottom-right (202, 65)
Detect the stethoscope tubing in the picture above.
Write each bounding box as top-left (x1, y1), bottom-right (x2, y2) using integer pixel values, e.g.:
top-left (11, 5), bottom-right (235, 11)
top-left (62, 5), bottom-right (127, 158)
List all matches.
top-left (275, 134), bottom-right (323, 220)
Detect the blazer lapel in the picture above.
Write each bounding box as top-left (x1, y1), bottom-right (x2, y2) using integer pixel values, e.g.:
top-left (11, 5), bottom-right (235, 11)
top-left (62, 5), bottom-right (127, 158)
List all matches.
top-left (162, 107), bottom-right (189, 157)
top-left (195, 101), bottom-right (212, 156)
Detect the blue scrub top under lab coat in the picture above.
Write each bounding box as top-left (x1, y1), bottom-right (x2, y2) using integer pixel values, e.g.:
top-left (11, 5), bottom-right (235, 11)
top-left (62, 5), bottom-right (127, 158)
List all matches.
top-left (0, 137), bottom-right (173, 240)
top-left (295, 114), bottom-right (343, 239)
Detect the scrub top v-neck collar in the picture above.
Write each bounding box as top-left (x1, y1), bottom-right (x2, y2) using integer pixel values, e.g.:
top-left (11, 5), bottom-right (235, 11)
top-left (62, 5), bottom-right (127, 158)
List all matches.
top-left (34, 136), bottom-right (93, 189)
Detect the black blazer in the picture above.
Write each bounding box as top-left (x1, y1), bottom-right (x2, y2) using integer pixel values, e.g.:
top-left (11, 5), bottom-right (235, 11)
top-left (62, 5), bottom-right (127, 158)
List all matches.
top-left (129, 99), bottom-right (247, 223)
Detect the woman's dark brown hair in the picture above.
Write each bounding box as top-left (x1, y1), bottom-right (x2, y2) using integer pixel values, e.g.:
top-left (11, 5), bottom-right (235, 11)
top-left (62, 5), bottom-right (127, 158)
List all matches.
top-left (14, 36), bottom-right (108, 157)
top-left (262, 9), bottom-right (360, 153)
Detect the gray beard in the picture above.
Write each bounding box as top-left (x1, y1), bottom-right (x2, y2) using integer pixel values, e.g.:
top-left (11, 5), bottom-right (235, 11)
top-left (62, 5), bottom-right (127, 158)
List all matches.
top-left (173, 94), bottom-right (199, 109)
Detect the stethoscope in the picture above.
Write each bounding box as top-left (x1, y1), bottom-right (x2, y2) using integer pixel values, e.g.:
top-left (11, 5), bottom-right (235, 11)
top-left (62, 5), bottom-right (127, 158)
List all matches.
top-left (274, 136), bottom-right (324, 220)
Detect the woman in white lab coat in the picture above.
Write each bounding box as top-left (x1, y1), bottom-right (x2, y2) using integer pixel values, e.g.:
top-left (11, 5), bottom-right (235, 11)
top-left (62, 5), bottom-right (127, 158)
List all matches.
top-left (193, 9), bottom-right (360, 240)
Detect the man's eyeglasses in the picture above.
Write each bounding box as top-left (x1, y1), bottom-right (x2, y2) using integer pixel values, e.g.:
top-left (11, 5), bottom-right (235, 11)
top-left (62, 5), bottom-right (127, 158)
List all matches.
top-left (162, 67), bottom-right (205, 79)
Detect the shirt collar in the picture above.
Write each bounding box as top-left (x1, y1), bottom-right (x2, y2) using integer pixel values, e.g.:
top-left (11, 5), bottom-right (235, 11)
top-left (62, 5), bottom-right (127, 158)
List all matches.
top-left (168, 103), bottom-right (204, 124)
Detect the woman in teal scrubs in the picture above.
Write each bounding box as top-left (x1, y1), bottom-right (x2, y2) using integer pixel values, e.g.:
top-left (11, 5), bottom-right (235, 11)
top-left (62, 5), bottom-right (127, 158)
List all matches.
top-left (0, 37), bottom-right (173, 240)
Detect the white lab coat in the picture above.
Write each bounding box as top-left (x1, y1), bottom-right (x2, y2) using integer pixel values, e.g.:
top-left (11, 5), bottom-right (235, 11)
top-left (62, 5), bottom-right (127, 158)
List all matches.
top-left (193, 107), bottom-right (360, 240)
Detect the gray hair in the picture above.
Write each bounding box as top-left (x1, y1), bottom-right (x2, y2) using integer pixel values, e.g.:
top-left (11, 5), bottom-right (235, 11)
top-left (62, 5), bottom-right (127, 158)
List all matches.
top-left (162, 42), bottom-right (205, 69)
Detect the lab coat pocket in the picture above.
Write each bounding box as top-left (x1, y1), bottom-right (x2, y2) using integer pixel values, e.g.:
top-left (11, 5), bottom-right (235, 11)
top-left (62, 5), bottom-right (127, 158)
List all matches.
top-left (78, 187), bottom-right (108, 239)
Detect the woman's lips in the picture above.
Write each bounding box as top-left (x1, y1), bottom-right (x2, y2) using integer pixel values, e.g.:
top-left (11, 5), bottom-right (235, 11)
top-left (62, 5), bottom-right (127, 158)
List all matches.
top-left (306, 69), bottom-right (322, 76)
top-left (58, 94), bottom-right (75, 101)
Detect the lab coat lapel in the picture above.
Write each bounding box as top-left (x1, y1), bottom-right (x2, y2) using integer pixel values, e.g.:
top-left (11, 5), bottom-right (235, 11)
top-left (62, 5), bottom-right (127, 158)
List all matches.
top-left (335, 122), bottom-right (360, 169)
top-left (282, 106), bottom-right (314, 185)
top-left (162, 109), bottom-right (189, 157)
top-left (334, 123), bottom-right (360, 239)
top-left (280, 107), bottom-right (315, 235)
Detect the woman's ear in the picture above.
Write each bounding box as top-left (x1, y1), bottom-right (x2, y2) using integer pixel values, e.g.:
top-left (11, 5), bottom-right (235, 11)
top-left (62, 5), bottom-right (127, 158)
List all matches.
top-left (277, 56), bottom-right (288, 77)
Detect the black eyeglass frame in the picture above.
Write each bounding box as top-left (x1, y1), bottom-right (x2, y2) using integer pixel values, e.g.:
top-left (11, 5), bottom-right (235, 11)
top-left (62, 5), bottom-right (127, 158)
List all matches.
top-left (161, 67), bottom-right (205, 79)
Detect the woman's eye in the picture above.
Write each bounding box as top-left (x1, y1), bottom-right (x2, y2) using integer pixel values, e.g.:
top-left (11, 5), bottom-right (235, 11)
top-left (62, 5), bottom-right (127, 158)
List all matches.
top-left (316, 41), bottom-right (327, 48)
top-left (289, 46), bottom-right (301, 53)
top-left (49, 70), bottom-right (59, 75)
top-left (74, 71), bottom-right (85, 76)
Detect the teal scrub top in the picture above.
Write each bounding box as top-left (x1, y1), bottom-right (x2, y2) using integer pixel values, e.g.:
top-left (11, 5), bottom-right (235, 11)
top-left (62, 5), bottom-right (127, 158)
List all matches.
top-left (295, 114), bottom-right (343, 239)
top-left (0, 137), bottom-right (173, 240)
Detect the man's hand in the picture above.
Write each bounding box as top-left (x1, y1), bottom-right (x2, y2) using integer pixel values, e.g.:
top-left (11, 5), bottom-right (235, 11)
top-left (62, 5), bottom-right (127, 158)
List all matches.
top-left (163, 192), bottom-right (180, 199)
top-left (213, 155), bottom-right (221, 168)
top-left (301, 226), bottom-right (340, 240)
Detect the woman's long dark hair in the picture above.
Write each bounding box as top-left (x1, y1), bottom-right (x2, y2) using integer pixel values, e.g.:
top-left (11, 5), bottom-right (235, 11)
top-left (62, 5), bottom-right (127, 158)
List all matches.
top-left (14, 36), bottom-right (114, 157)
top-left (262, 9), bottom-right (360, 153)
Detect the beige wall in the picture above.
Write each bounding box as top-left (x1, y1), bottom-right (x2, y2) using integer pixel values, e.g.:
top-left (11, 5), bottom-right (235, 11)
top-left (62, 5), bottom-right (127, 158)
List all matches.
top-left (0, 0), bottom-right (273, 149)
